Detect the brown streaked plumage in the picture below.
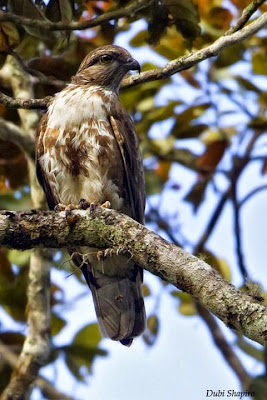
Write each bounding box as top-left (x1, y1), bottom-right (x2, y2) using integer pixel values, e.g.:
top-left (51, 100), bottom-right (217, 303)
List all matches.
top-left (36, 45), bottom-right (146, 346)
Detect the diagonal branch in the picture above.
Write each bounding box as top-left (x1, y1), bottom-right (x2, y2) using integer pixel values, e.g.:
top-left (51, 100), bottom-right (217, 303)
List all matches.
top-left (122, 11), bottom-right (267, 89)
top-left (195, 303), bottom-right (250, 389)
top-left (0, 11), bottom-right (266, 110)
top-left (0, 0), bottom-right (153, 31)
top-left (226, 0), bottom-right (266, 35)
top-left (0, 340), bottom-right (76, 400)
top-left (0, 207), bottom-right (266, 347)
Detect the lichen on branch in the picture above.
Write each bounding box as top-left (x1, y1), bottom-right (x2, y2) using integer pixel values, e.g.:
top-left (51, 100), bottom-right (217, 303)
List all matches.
top-left (0, 207), bottom-right (266, 347)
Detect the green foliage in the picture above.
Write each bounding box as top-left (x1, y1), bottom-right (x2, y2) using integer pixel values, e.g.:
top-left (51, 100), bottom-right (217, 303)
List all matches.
top-left (58, 323), bottom-right (107, 381)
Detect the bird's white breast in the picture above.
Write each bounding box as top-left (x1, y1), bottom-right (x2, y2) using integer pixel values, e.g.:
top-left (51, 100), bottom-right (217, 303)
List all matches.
top-left (47, 84), bottom-right (112, 128)
top-left (40, 85), bottom-right (124, 209)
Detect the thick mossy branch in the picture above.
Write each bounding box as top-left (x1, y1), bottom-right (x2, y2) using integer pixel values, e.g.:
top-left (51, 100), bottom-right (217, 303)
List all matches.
top-left (0, 207), bottom-right (266, 347)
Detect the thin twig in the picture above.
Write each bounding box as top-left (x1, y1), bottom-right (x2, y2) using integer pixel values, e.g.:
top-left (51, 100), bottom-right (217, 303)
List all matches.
top-left (194, 131), bottom-right (262, 254)
top-left (226, 0), bottom-right (266, 35)
top-left (0, 0), bottom-right (153, 31)
top-left (231, 176), bottom-right (248, 278)
top-left (196, 303), bottom-right (250, 389)
top-left (239, 184), bottom-right (267, 208)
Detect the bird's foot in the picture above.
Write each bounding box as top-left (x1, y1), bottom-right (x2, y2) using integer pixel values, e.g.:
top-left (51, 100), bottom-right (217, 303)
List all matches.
top-left (78, 198), bottom-right (90, 209)
top-left (97, 248), bottom-right (115, 261)
top-left (54, 203), bottom-right (80, 211)
top-left (89, 201), bottom-right (111, 213)
top-left (55, 200), bottom-right (111, 213)
top-left (101, 201), bottom-right (111, 209)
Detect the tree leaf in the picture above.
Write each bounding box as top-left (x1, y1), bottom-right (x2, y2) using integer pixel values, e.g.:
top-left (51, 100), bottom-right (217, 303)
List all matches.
top-left (252, 51), bottom-right (267, 75)
top-left (215, 43), bottom-right (244, 68)
top-left (201, 250), bottom-right (231, 282)
top-left (0, 20), bottom-right (20, 50)
top-left (146, 101), bottom-right (181, 122)
top-left (170, 291), bottom-right (197, 316)
top-left (163, 0), bottom-right (200, 43)
top-left (51, 313), bottom-right (67, 336)
top-left (196, 139), bottom-right (228, 172)
top-left (46, 0), bottom-right (73, 24)
top-left (145, 169), bottom-right (165, 196)
top-left (147, 3), bottom-right (169, 45)
top-left (130, 30), bottom-right (148, 47)
top-left (184, 178), bottom-right (209, 212)
top-left (143, 314), bottom-right (159, 345)
top-left (175, 103), bottom-right (211, 129)
top-left (73, 323), bottom-right (102, 348)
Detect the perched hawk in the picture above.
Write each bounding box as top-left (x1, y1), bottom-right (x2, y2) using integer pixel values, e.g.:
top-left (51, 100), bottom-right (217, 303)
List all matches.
top-left (36, 45), bottom-right (146, 346)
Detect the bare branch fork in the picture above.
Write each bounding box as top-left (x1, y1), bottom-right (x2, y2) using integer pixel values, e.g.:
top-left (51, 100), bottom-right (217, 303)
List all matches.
top-left (0, 9), bottom-right (266, 110)
top-left (0, 207), bottom-right (266, 347)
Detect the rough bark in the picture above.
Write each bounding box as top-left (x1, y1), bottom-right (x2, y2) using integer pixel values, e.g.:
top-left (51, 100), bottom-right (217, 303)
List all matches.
top-left (0, 207), bottom-right (266, 347)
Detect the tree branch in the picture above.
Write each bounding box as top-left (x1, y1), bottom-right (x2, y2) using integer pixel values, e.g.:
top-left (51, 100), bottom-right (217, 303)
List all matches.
top-left (0, 118), bottom-right (35, 158)
top-left (1, 55), bottom-right (49, 400)
top-left (239, 184), bottom-right (267, 209)
top-left (0, 207), bottom-right (266, 347)
top-left (196, 303), bottom-right (250, 389)
top-left (0, 11), bottom-right (266, 110)
top-left (231, 177), bottom-right (248, 279)
top-left (0, 340), bottom-right (76, 400)
top-left (226, 0), bottom-right (266, 35)
top-left (1, 250), bottom-right (51, 400)
top-left (0, 91), bottom-right (51, 109)
top-left (0, 0), bottom-right (153, 31)
top-left (5, 49), bottom-right (66, 89)
top-left (123, 11), bottom-right (267, 88)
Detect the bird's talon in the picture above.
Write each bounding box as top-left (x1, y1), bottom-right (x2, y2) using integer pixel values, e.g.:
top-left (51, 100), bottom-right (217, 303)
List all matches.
top-left (65, 209), bottom-right (72, 217)
top-left (90, 203), bottom-right (97, 212)
top-left (101, 201), bottom-right (111, 209)
top-left (97, 248), bottom-right (115, 261)
top-left (79, 198), bottom-right (90, 209)
top-left (55, 203), bottom-right (67, 211)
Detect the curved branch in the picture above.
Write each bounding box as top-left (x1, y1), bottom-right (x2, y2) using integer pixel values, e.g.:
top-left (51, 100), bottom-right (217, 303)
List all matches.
top-left (239, 184), bottom-right (267, 209)
top-left (0, 11), bottom-right (266, 110)
top-left (0, 118), bottom-right (35, 158)
top-left (0, 207), bottom-right (266, 347)
top-left (0, 0), bottom-right (153, 31)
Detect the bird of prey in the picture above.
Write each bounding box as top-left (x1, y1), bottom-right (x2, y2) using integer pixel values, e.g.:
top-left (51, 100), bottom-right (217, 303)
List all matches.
top-left (36, 45), bottom-right (146, 346)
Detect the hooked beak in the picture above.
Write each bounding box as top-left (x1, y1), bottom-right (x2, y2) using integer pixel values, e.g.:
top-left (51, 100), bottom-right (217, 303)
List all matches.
top-left (126, 58), bottom-right (141, 74)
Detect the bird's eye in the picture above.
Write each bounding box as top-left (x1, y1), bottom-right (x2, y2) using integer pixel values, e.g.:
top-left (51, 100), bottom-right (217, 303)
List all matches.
top-left (99, 55), bottom-right (113, 64)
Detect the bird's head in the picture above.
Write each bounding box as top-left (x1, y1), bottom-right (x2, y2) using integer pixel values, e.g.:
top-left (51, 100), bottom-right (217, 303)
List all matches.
top-left (72, 45), bottom-right (140, 92)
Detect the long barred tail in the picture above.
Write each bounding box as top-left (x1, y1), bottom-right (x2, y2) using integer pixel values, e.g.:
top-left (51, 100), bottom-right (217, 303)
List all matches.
top-left (71, 250), bottom-right (146, 346)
